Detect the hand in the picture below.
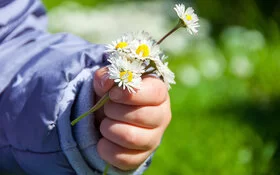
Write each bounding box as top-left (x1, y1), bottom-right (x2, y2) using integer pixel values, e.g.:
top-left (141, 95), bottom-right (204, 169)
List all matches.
top-left (93, 67), bottom-right (172, 171)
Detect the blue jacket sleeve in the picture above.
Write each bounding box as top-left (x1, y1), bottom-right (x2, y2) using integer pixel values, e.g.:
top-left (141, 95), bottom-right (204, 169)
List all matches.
top-left (0, 0), bottom-right (152, 175)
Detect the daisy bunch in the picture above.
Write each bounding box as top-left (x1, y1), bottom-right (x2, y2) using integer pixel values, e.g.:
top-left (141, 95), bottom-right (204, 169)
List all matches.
top-left (105, 31), bottom-right (175, 92)
top-left (71, 3), bottom-right (199, 126)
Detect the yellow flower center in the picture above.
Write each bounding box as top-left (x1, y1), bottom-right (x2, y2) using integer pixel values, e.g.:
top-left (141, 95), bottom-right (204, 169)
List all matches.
top-left (116, 42), bottom-right (128, 49)
top-left (136, 44), bottom-right (150, 57)
top-left (186, 14), bottom-right (192, 21)
top-left (120, 71), bottom-right (133, 82)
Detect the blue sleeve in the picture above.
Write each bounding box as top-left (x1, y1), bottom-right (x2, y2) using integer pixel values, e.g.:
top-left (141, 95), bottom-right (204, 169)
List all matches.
top-left (0, 0), bottom-right (152, 175)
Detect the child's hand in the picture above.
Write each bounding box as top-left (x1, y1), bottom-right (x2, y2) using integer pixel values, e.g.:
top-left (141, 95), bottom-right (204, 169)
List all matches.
top-left (93, 67), bottom-right (172, 171)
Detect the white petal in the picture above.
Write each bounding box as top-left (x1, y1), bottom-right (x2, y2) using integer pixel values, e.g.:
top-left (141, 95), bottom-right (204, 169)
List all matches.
top-left (185, 7), bottom-right (194, 15)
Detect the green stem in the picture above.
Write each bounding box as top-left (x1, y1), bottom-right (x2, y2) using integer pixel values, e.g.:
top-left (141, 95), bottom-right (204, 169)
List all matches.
top-left (103, 163), bottom-right (110, 175)
top-left (156, 20), bottom-right (184, 45)
top-left (71, 92), bottom-right (110, 126)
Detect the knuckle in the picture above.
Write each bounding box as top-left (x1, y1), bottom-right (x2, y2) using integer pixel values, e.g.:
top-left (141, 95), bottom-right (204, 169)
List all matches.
top-left (121, 89), bottom-right (134, 102)
top-left (141, 139), bottom-right (154, 150)
top-left (103, 102), bottom-right (112, 118)
top-left (166, 111), bottom-right (172, 125)
top-left (96, 138), bottom-right (106, 158)
top-left (154, 137), bottom-right (161, 149)
top-left (122, 127), bottom-right (137, 146)
top-left (122, 124), bottom-right (154, 150)
top-left (132, 108), bottom-right (145, 125)
top-left (154, 82), bottom-right (167, 104)
top-left (143, 133), bottom-right (158, 150)
top-left (99, 118), bottom-right (109, 136)
top-left (164, 97), bottom-right (172, 127)
top-left (133, 107), bottom-right (161, 128)
top-left (115, 155), bottom-right (131, 169)
top-left (114, 154), bottom-right (139, 171)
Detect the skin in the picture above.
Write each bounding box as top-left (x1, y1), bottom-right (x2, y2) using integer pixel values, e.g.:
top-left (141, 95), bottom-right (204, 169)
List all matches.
top-left (93, 67), bottom-right (172, 171)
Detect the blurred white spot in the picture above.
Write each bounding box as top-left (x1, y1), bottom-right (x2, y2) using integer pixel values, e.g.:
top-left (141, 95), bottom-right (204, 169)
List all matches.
top-left (178, 65), bottom-right (200, 87)
top-left (238, 148), bottom-right (252, 164)
top-left (221, 26), bottom-right (265, 52)
top-left (230, 55), bottom-right (254, 78)
top-left (221, 26), bottom-right (246, 49)
top-left (193, 38), bottom-right (216, 55)
top-left (200, 58), bottom-right (223, 79)
top-left (244, 30), bottom-right (265, 51)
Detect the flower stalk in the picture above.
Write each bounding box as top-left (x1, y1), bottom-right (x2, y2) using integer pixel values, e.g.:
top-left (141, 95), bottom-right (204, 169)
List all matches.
top-left (157, 20), bottom-right (184, 45)
top-left (103, 164), bottom-right (110, 175)
top-left (71, 93), bottom-right (110, 126)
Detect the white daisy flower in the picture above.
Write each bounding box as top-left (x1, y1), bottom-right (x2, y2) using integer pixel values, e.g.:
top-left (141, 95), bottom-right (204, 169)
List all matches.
top-left (130, 37), bottom-right (162, 60)
top-left (108, 53), bottom-right (145, 93)
top-left (174, 4), bottom-right (200, 35)
top-left (154, 58), bottom-right (176, 89)
top-left (106, 33), bottom-right (133, 53)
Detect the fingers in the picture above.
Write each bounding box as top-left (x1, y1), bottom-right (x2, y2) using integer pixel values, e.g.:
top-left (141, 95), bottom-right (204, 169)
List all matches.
top-left (93, 67), bottom-right (114, 97)
top-left (97, 138), bottom-right (151, 171)
top-left (109, 76), bottom-right (168, 106)
top-left (100, 118), bottom-right (162, 151)
top-left (103, 97), bottom-right (171, 128)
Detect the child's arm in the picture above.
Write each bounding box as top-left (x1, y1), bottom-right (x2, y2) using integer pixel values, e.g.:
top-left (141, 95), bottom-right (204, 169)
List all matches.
top-left (0, 33), bottom-right (170, 175)
top-left (0, 0), bottom-right (171, 174)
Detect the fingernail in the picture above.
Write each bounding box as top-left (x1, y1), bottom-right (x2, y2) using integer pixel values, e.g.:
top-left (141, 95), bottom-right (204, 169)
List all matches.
top-left (109, 89), bottom-right (122, 101)
top-left (100, 72), bottom-right (109, 88)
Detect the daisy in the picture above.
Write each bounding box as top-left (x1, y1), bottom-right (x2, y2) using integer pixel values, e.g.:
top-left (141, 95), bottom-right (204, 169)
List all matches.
top-left (154, 57), bottom-right (176, 89)
top-left (174, 4), bottom-right (200, 35)
top-left (130, 36), bottom-right (162, 60)
top-left (108, 53), bottom-right (145, 93)
top-left (106, 33), bottom-right (133, 53)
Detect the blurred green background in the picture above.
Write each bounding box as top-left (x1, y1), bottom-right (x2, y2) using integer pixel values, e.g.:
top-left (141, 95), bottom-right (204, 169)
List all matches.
top-left (42, 0), bottom-right (280, 174)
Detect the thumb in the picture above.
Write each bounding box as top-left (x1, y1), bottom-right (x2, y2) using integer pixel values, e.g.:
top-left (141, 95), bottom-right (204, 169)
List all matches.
top-left (93, 66), bottom-right (114, 97)
top-left (93, 66), bottom-right (114, 128)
